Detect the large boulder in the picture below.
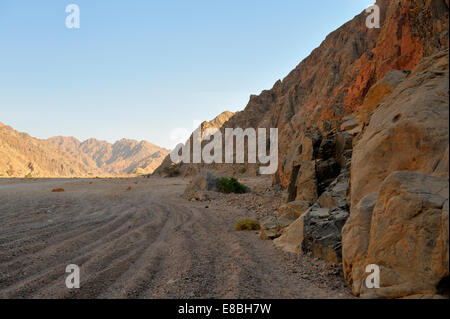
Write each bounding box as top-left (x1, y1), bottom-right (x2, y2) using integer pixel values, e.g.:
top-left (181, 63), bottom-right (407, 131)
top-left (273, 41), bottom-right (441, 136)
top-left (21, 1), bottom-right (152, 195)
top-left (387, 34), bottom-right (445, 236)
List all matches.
top-left (183, 170), bottom-right (217, 200)
top-left (344, 171), bottom-right (449, 298)
top-left (259, 216), bottom-right (281, 239)
top-left (260, 200), bottom-right (311, 240)
top-left (277, 200), bottom-right (311, 228)
top-left (273, 212), bottom-right (307, 254)
top-left (350, 50), bottom-right (449, 209)
top-left (301, 206), bottom-right (349, 263)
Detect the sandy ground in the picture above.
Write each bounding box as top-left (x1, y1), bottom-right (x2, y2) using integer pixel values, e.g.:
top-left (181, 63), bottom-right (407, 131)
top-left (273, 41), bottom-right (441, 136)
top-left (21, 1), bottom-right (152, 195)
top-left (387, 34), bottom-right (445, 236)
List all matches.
top-left (0, 177), bottom-right (353, 299)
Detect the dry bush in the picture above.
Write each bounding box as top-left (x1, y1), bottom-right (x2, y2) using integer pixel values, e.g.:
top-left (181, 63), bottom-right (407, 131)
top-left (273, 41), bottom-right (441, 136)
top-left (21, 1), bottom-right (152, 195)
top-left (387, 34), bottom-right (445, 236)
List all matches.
top-left (235, 219), bottom-right (260, 231)
top-left (217, 177), bottom-right (248, 194)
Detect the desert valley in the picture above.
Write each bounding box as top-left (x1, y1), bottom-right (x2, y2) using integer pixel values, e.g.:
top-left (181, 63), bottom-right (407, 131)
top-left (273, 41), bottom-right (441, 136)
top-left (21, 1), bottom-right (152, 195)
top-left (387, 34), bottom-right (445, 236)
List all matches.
top-left (1, 0), bottom-right (449, 300)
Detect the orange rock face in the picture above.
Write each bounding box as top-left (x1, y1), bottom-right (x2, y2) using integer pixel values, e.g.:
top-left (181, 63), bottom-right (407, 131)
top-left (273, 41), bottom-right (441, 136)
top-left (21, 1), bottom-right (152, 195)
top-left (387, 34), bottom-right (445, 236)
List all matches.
top-left (200, 0), bottom-right (448, 189)
top-left (160, 1), bottom-right (448, 187)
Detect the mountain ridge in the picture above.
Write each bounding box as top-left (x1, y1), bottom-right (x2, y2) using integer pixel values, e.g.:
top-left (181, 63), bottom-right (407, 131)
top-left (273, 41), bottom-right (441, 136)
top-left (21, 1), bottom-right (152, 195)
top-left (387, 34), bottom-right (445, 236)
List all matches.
top-left (0, 123), bottom-right (169, 177)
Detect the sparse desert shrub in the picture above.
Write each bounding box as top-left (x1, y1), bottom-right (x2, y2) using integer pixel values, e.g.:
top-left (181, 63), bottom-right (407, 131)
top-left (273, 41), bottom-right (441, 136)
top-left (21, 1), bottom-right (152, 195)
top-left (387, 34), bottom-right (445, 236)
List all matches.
top-left (126, 186), bottom-right (132, 191)
top-left (235, 219), bottom-right (260, 231)
top-left (52, 188), bottom-right (65, 192)
top-left (216, 177), bottom-right (248, 194)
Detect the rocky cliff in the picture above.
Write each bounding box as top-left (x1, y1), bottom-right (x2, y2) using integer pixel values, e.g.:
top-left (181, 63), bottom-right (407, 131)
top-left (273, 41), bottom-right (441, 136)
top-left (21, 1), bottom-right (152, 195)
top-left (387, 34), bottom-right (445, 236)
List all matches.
top-left (342, 49), bottom-right (449, 298)
top-left (159, 0), bottom-right (449, 298)
top-left (224, 0), bottom-right (448, 188)
top-left (159, 0), bottom-right (448, 181)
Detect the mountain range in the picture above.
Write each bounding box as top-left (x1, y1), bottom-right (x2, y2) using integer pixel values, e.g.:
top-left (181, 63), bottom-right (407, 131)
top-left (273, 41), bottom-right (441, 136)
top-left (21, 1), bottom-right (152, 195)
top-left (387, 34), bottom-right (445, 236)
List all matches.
top-left (0, 121), bottom-right (169, 177)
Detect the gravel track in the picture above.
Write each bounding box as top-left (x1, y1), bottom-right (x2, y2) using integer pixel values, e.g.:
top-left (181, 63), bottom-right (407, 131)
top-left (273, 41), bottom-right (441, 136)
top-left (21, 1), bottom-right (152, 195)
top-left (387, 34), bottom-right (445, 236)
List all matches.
top-left (0, 177), bottom-right (353, 299)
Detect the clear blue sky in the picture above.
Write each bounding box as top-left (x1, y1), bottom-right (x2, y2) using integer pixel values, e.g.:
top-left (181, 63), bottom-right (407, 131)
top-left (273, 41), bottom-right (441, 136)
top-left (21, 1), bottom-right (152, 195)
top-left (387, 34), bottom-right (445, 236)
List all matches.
top-left (0, 1), bottom-right (372, 149)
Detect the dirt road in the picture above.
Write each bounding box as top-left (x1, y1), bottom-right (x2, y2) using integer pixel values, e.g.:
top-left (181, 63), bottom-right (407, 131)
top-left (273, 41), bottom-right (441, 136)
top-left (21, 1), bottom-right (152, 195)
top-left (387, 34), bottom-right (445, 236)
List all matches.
top-left (0, 177), bottom-right (352, 298)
